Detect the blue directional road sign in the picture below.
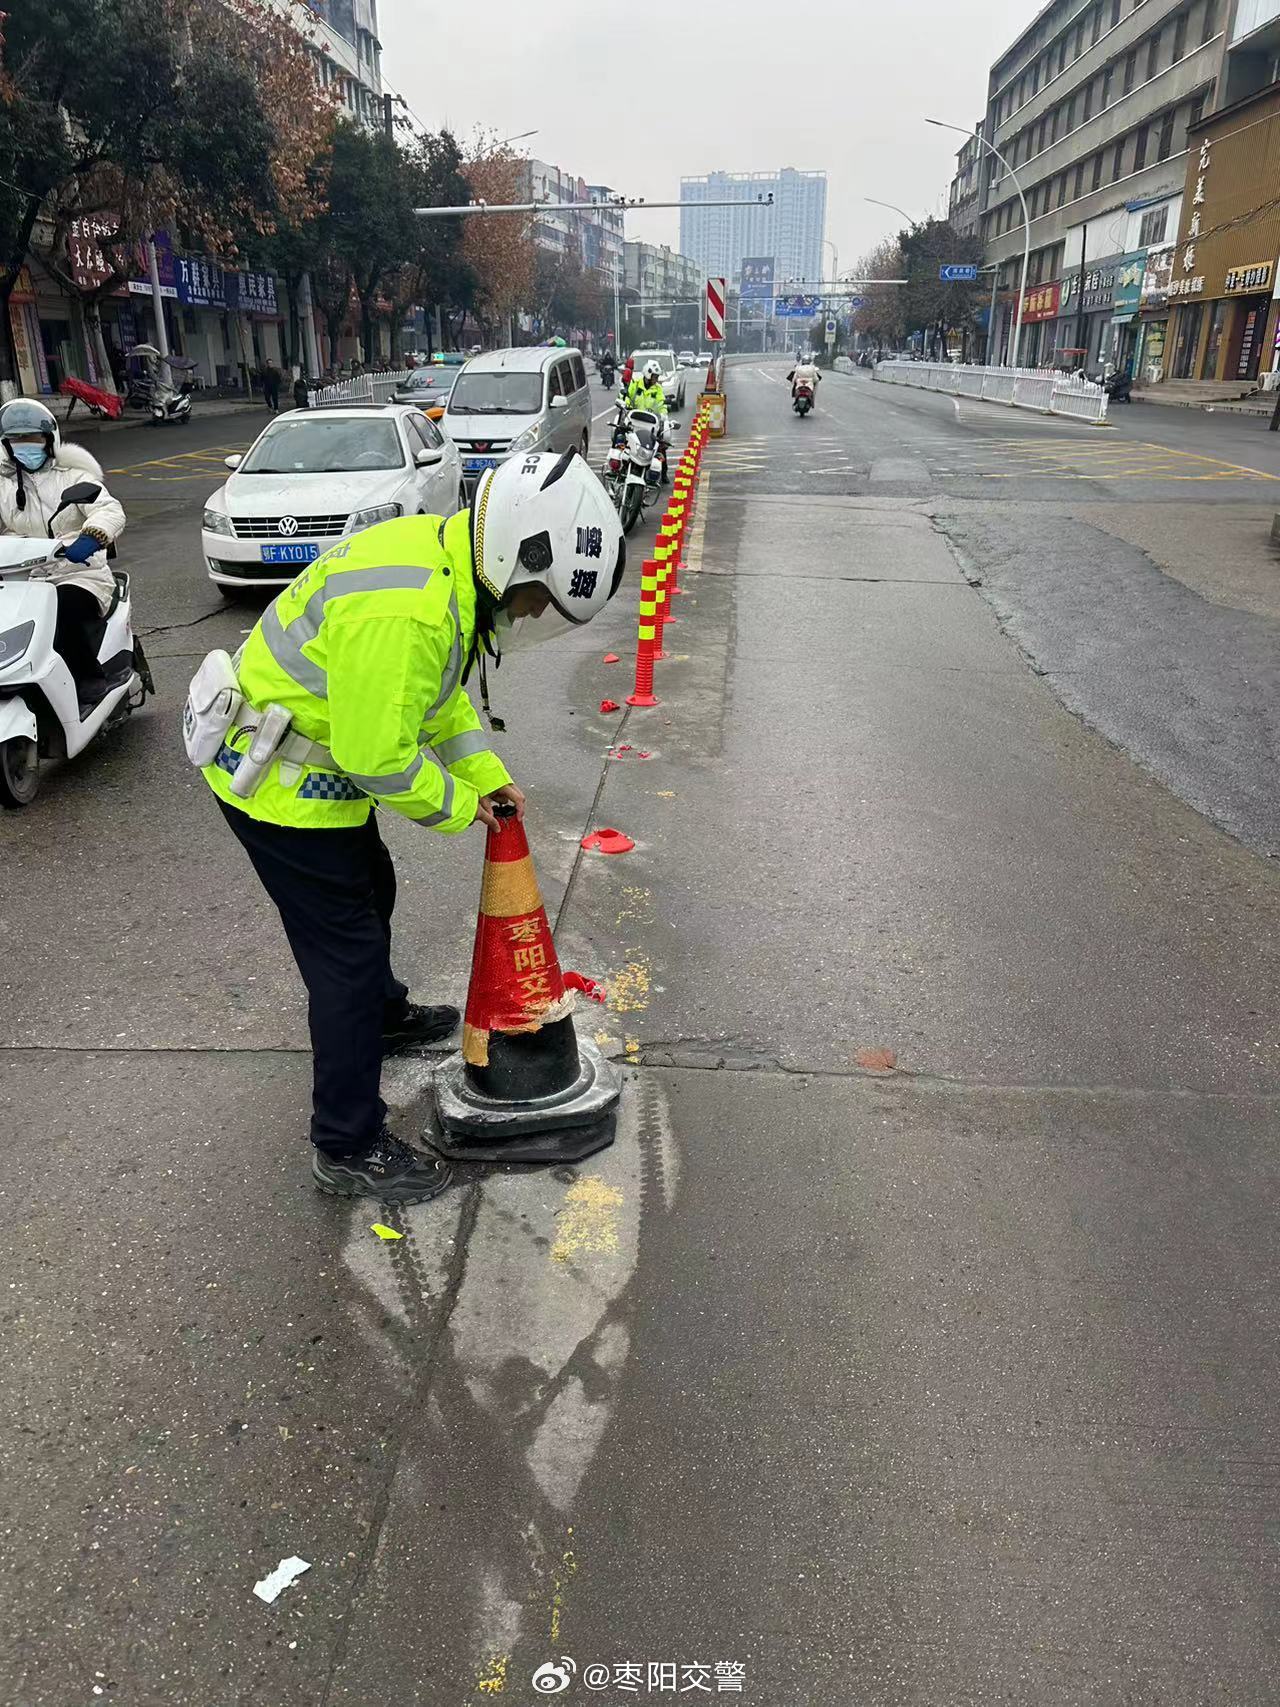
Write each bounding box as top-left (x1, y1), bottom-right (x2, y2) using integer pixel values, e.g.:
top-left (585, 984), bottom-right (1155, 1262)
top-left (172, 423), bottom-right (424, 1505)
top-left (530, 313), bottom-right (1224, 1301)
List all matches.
top-left (939, 264), bottom-right (979, 282)
top-left (847, 295), bottom-right (867, 309)
top-left (774, 294), bottom-right (822, 317)
top-left (741, 257), bottom-right (775, 303)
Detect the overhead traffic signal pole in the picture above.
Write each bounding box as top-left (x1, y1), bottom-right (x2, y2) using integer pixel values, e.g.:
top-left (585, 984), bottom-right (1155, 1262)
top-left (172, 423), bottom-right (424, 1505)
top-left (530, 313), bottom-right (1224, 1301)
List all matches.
top-left (413, 195), bottom-right (776, 353)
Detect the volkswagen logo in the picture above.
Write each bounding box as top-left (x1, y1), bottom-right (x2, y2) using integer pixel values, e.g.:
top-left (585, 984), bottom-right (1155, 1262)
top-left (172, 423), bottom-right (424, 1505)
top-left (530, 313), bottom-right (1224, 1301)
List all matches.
top-left (277, 516), bottom-right (299, 537)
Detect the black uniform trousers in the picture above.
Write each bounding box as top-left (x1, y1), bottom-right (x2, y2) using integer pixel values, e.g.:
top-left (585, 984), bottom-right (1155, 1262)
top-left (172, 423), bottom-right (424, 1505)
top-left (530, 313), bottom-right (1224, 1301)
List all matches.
top-left (217, 801), bottom-right (410, 1156)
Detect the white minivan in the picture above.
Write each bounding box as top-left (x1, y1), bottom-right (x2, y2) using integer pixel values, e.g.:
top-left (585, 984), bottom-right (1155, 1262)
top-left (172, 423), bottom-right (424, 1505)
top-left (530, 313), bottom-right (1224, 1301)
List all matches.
top-left (442, 347), bottom-right (594, 492)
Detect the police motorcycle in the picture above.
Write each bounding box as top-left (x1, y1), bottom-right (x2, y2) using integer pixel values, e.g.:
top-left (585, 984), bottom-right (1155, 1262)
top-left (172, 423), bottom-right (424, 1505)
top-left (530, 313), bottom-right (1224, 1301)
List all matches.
top-left (602, 401), bottom-right (667, 535)
top-left (0, 487), bottom-right (154, 807)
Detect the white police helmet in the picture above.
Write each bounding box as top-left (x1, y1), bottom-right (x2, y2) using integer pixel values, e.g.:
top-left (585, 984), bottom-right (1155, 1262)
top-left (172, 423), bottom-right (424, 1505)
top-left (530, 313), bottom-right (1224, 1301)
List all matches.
top-left (642, 359), bottom-right (662, 385)
top-left (470, 447), bottom-right (625, 629)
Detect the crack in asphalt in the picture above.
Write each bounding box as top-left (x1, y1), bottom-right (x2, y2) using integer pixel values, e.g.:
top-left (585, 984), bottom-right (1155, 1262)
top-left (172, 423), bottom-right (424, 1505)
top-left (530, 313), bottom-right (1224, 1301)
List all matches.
top-left (317, 1181), bottom-right (484, 1707)
top-left (5, 1040), bottom-right (1274, 1104)
top-left (137, 606), bottom-right (228, 639)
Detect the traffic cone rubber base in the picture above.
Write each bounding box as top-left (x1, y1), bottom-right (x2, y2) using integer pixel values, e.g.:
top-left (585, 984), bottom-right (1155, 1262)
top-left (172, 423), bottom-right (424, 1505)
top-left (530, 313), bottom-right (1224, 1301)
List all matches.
top-left (432, 1019), bottom-right (621, 1162)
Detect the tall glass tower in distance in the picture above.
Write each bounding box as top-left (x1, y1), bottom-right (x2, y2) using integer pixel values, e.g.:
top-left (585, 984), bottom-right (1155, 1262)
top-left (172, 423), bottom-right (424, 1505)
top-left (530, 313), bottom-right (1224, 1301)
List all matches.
top-left (679, 169), bottom-right (827, 285)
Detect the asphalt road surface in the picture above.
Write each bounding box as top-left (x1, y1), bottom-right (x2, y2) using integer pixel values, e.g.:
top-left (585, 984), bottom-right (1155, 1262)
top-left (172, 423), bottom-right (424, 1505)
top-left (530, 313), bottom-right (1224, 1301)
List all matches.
top-left (3, 360), bottom-right (1280, 1706)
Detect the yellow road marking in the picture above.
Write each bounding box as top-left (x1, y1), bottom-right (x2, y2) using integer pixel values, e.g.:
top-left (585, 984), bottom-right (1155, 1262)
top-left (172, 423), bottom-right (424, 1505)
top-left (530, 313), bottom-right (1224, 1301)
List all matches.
top-left (106, 442), bottom-right (249, 476)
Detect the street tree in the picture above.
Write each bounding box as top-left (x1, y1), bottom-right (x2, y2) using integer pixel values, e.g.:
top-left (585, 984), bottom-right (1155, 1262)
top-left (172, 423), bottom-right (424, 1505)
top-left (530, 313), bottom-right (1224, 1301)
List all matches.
top-left (849, 238), bottom-right (907, 352)
top-left (896, 218), bottom-right (985, 359)
top-left (327, 124), bottom-right (417, 361)
top-left (0, 0), bottom-right (328, 391)
top-left (398, 129), bottom-right (475, 357)
top-left (460, 141), bottom-right (535, 343)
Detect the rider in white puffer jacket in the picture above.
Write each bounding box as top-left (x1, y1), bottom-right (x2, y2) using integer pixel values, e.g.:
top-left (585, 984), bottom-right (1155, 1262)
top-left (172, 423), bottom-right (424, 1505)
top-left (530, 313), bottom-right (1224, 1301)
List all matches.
top-left (0, 397), bottom-right (126, 700)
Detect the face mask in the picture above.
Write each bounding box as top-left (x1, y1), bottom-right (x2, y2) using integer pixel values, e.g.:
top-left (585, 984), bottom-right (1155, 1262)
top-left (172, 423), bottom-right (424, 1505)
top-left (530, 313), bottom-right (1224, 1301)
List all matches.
top-left (11, 444), bottom-right (47, 471)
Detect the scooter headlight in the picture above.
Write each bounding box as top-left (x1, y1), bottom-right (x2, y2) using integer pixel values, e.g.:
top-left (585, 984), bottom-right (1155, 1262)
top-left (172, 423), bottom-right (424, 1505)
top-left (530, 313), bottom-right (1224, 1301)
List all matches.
top-left (0, 620), bottom-right (35, 668)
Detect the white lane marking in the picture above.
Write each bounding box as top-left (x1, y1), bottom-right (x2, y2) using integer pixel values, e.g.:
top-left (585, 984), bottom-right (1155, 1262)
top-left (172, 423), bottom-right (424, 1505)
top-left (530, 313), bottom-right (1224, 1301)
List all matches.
top-left (952, 398), bottom-right (962, 420)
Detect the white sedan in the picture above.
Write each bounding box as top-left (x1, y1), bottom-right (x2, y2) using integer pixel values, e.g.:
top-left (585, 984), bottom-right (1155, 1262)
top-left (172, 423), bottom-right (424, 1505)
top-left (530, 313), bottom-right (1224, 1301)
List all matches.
top-left (201, 403), bottom-right (465, 594)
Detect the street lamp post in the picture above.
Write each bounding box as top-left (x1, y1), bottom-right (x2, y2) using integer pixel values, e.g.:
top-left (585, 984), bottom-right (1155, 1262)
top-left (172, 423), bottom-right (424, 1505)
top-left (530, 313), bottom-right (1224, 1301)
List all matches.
top-left (926, 118), bottom-right (1029, 369)
top-left (864, 197), bottom-right (920, 229)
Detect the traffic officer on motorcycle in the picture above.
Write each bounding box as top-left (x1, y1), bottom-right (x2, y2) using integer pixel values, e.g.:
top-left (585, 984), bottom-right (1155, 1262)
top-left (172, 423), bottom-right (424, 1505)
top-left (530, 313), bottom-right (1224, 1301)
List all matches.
top-left (622, 360), bottom-right (671, 483)
top-left (202, 449), bottom-right (625, 1206)
top-left (0, 397), bottom-right (125, 706)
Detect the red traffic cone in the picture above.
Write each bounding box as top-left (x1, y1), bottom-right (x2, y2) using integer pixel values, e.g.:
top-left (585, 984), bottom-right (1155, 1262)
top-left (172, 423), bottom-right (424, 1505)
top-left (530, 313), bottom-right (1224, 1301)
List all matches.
top-left (432, 804), bottom-right (621, 1162)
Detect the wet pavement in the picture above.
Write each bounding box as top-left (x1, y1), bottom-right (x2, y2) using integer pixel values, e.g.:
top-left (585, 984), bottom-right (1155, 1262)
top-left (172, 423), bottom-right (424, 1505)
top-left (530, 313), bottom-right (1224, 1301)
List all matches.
top-left (3, 359), bottom-right (1280, 1706)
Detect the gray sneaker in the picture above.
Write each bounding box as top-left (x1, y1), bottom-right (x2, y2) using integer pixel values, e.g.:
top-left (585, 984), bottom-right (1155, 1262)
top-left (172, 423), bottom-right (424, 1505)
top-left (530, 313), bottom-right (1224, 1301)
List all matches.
top-left (312, 1127), bottom-right (454, 1204)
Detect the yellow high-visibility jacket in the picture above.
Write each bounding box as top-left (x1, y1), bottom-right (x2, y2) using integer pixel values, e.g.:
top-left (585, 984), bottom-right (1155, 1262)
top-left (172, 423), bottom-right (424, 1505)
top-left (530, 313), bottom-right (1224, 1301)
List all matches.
top-left (624, 378), bottom-right (667, 415)
top-left (203, 511), bottom-right (511, 831)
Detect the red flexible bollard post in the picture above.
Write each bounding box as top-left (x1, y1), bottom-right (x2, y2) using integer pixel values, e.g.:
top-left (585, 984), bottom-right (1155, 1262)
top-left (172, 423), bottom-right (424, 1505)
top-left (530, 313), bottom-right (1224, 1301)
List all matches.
top-left (626, 559), bottom-right (660, 706)
top-left (652, 541), bottom-right (673, 653)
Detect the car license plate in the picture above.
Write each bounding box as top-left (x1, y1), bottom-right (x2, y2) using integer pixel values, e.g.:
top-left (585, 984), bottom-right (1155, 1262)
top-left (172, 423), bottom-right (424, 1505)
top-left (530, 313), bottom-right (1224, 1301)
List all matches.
top-left (464, 457), bottom-right (497, 474)
top-left (260, 542), bottom-right (319, 565)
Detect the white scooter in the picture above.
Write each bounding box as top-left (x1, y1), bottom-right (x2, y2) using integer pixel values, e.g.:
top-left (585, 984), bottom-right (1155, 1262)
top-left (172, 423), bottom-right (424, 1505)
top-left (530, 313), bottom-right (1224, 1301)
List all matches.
top-left (0, 482), bottom-right (154, 807)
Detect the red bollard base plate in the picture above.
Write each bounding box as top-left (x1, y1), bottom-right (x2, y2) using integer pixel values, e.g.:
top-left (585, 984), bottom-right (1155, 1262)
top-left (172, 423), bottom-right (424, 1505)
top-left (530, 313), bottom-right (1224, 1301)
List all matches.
top-left (626, 691), bottom-right (659, 707)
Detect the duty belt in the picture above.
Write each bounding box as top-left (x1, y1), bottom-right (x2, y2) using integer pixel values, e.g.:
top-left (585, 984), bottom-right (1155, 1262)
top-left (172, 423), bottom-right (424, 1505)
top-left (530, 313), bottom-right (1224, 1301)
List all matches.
top-left (214, 737), bottom-right (368, 802)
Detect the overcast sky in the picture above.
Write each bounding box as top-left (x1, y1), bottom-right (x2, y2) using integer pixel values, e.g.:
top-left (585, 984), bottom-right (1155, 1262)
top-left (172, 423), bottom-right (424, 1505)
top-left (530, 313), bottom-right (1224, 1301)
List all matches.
top-left (381, 0), bottom-right (1038, 270)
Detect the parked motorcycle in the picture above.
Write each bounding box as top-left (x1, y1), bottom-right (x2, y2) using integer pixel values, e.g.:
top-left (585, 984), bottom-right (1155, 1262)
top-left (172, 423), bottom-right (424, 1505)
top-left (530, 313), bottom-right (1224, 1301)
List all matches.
top-left (126, 344), bottom-right (196, 425)
top-left (793, 381), bottom-right (815, 417)
top-left (602, 404), bottom-right (665, 535)
top-left (0, 487), bottom-right (154, 807)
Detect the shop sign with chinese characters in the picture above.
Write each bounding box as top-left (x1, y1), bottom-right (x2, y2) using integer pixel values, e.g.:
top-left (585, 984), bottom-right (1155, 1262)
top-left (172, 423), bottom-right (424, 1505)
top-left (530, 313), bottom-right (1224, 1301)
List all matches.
top-left (1112, 254), bottom-right (1146, 316)
top-left (1170, 89), bottom-right (1280, 300)
top-left (1021, 281), bottom-right (1061, 322)
top-left (1141, 246), bottom-right (1174, 308)
top-left (1172, 137), bottom-right (1212, 297)
top-left (1224, 261), bottom-right (1272, 294)
top-left (227, 271), bottom-right (278, 316)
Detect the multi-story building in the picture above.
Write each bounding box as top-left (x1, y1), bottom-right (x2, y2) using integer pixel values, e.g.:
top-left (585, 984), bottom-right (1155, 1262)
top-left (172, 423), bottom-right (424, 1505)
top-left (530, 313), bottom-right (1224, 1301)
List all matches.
top-left (623, 242), bottom-right (702, 301)
top-left (519, 159), bottom-right (589, 258)
top-left (584, 188), bottom-right (626, 287)
top-left (622, 242), bottom-right (703, 347)
top-left (948, 126), bottom-right (987, 237)
top-left (515, 164), bottom-right (625, 287)
top-left (680, 169), bottom-right (827, 285)
top-left (957, 0), bottom-right (1226, 368)
top-left (306, 0), bottom-right (385, 133)
top-left (1161, 64), bottom-right (1280, 382)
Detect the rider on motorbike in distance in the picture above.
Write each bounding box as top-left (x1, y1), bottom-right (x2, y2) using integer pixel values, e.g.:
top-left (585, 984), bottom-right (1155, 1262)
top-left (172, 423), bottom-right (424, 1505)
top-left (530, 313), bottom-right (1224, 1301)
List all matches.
top-left (787, 354), bottom-right (821, 404)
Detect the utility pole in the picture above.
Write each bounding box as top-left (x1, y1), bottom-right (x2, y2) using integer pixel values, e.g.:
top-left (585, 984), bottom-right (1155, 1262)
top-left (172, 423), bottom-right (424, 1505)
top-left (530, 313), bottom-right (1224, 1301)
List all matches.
top-left (146, 241), bottom-right (169, 359)
top-left (1073, 222), bottom-right (1088, 372)
top-left (986, 267), bottom-right (999, 364)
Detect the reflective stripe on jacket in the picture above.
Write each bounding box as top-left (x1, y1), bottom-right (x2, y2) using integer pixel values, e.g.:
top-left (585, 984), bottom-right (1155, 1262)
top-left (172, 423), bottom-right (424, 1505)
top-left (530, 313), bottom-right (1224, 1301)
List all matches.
top-left (624, 379), bottom-right (666, 414)
top-left (203, 510), bottom-right (512, 831)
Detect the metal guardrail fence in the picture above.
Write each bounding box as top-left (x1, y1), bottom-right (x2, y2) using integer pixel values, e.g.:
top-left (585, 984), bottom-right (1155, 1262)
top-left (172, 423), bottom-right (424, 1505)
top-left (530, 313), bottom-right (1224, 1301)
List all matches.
top-left (308, 369), bottom-right (417, 408)
top-left (873, 360), bottom-right (1109, 424)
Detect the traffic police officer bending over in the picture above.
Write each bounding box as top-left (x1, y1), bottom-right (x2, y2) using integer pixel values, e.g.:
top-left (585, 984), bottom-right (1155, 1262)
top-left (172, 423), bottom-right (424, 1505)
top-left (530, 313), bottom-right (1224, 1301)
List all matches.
top-left (190, 450), bottom-right (624, 1204)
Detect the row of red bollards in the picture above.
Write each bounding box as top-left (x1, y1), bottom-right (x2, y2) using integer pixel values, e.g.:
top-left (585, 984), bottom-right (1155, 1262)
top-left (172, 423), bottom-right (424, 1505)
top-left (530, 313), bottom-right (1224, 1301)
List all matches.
top-left (626, 404), bottom-right (711, 708)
